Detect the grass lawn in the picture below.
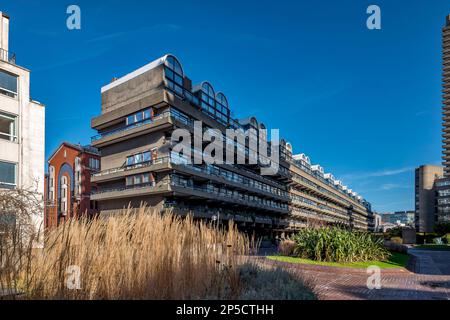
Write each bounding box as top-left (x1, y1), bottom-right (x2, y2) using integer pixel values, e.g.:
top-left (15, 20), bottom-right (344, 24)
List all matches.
top-left (415, 244), bottom-right (450, 251)
top-left (267, 252), bottom-right (410, 269)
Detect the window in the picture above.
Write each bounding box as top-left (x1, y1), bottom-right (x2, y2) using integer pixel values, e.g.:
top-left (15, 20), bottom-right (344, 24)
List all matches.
top-left (49, 166), bottom-right (55, 201)
top-left (126, 108), bottom-right (153, 125)
top-left (126, 150), bottom-right (154, 167)
top-left (60, 176), bottom-right (68, 215)
top-left (134, 153), bottom-right (142, 164)
top-left (89, 158), bottom-right (100, 171)
top-left (201, 82), bottom-right (216, 116)
top-left (164, 55), bottom-right (184, 97)
top-left (0, 112), bottom-right (17, 142)
top-left (0, 161), bottom-right (16, 189)
top-left (0, 70), bottom-right (18, 98)
top-left (215, 92), bottom-right (230, 125)
top-left (126, 173), bottom-right (155, 187)
top-left (143, 151), bottom-right (151, 163)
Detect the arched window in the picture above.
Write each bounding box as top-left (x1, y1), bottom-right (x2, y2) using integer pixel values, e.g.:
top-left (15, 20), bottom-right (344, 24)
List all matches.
top-left (60, 176), bottom-right (68, 216)
top-left (201, 82), bottom-right (216, 116)
top-left (215, 92), bottom-right (230, 125)
top-left (164, 55), bottom-right (184, 96)
top-left (165, 55), bottom-right (183, 76)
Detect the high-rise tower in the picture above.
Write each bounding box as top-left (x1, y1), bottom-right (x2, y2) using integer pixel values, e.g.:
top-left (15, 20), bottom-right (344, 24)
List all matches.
top-left (442, 15), bottom-right (450, 175)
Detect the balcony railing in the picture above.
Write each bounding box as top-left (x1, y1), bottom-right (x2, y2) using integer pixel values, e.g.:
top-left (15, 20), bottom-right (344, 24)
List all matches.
top-left (93, 154), bottom-right (289, 200)
top-left (0, 49), bottom-right (16, 64)
top-left (91, 180), bottom-right (164, 196)
top-left (170, 178), bottom-right (289, 212)
top-left (91, 112), bottom-right (171, 142)
top-left (92, 156), bottom-right (170, 178)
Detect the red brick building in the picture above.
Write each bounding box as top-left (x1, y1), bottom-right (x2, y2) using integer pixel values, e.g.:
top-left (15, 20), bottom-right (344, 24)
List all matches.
top-left (44, 142), bottom-right (100, 229)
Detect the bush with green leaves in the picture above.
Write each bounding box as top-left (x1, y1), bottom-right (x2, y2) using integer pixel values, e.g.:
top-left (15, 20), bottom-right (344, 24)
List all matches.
top-left (292, 227), bottom-right (391, 263)
top-left (443, 234), bottom-right (450, 244)
top-left (434, 222), bottom-right (450, 236)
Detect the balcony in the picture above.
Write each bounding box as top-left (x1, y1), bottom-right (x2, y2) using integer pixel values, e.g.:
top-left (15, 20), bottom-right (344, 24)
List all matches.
top-left (90, 179), bottom-right (171, 201)
top-left (91, 156), bottom-right (171, 183)
top-left (0, 49), bottom-right (16, 65)
top-left (170, 178), bottom-right (289, 214)
top-left (91, 112), bottom-right (172, 147)
top-left (165, 205), bottom-right (282, 226)
top-left (92, 154), bottom-right (290, 202)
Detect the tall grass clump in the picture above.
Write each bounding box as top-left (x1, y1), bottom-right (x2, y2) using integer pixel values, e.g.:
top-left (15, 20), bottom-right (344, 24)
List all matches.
top-left (292, 227), bottom-right (390, 263)
top-left (2, 206), bottom-right (253, 300)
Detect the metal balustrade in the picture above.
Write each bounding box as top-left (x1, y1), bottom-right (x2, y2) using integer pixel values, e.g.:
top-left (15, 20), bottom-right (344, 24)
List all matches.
top-left (0, 48), bottom-right (16, 64)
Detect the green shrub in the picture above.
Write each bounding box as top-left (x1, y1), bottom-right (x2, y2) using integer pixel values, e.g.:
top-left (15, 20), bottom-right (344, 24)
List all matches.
top-left (387, 227), bottom-right (403, 238)
top-left (278, 239), bottom-right (296, 256)
top-left (434, 222), bottom-right (450, 236)
top-left (292, 227), bottom-right (391, 263)
top-left (417, 233), bottom-right (439, 244)
top-left (443, 233), bottom-right (450, 244)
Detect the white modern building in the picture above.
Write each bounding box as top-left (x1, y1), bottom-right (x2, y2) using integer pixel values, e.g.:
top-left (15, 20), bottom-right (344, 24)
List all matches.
top-left (0, 12), bottom-right (45, 235)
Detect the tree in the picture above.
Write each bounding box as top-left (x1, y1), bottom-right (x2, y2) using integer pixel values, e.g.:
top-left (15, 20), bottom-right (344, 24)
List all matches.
top-left (434, 222), bottom-right (450, 236)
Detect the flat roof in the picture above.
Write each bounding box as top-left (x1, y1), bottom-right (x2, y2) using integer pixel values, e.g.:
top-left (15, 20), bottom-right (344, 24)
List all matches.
top-left (101, 55), bottom-right (168, 93)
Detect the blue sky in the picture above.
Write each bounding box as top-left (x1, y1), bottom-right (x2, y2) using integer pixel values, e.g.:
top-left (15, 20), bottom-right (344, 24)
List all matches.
top-left (2, 0), bottom-right (449, 212)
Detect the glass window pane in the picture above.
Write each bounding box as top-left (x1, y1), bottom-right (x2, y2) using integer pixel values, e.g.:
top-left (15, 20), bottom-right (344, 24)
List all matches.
top-left (135, 112), bottom-right (143, 122)
top-left (135, 153), bottom-right (142, 164)
top-left (143, 109), bottom-right (151, 120)
top-left (175, 74), bottom-right (183, 86)
top-left (142, 174), bottom-right (150, 184)
top-left (134, 175), bottom-right (142, 184)
top-left (0, 70), bottom-right (18, 94)
top-left (127, 115), bottom-right (134, 125)
top-left (126, 176), bottom-right (134, 186)
top-left (175, 84), bottom-right (183, 95)
top-left (165, 67), bottom-right (174, 79)
top-left (127, 156), bottom-right (134, 166)
top-left (0, 161), bottom-right (16, 186)
top-left (0, 113), bottom-right (15, 141)
top-left (166, 57), bottom-right (175, 70)
top-left (143, 151), bottom-right (151, 162)
top-left (174, 63), bottom-right (182, 76)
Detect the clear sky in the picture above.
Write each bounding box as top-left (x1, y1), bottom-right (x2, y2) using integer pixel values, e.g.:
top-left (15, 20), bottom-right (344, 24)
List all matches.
top-left (2, 0), bottom-right (449, 212)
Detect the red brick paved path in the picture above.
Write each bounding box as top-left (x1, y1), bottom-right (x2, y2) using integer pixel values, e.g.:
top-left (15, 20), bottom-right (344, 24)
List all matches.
top-left (258, 249), bottom-right (450, 300)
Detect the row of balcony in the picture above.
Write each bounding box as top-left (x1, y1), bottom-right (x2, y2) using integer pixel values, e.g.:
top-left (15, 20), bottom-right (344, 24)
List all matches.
top-left (90, 104), bottom-right (370, 212)
top-left (163, 204), bottom-right (300, 228)
top-left (91, 153), bottom-right (370, 223)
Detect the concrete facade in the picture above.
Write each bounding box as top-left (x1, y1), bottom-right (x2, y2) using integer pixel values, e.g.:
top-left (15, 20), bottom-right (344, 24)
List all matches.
top-left (0, 12), bottom-right (45, 235)
top-left (90, 54), bottom-right (374, 237)
top-left (415, 165), bottom-right (443, 232)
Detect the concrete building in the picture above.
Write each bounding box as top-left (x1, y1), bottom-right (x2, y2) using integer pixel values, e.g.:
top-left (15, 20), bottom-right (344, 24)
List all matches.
top-left (381, 211), bottom-right (415, 227)
top-left (90, 54), bottom-right (373, 237)
top-left (0, 12), bottom-right (45, 233)
top-left (437, 15), bottom-right (450, 224)
top-left (435, 177), bottom-right (450, 223)
top-left (44, 142), bottom-right (100, 229)
top-left (372, 212), bottom-right (382, 232)
top-left (415, 165), bottom-right (443, 232)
